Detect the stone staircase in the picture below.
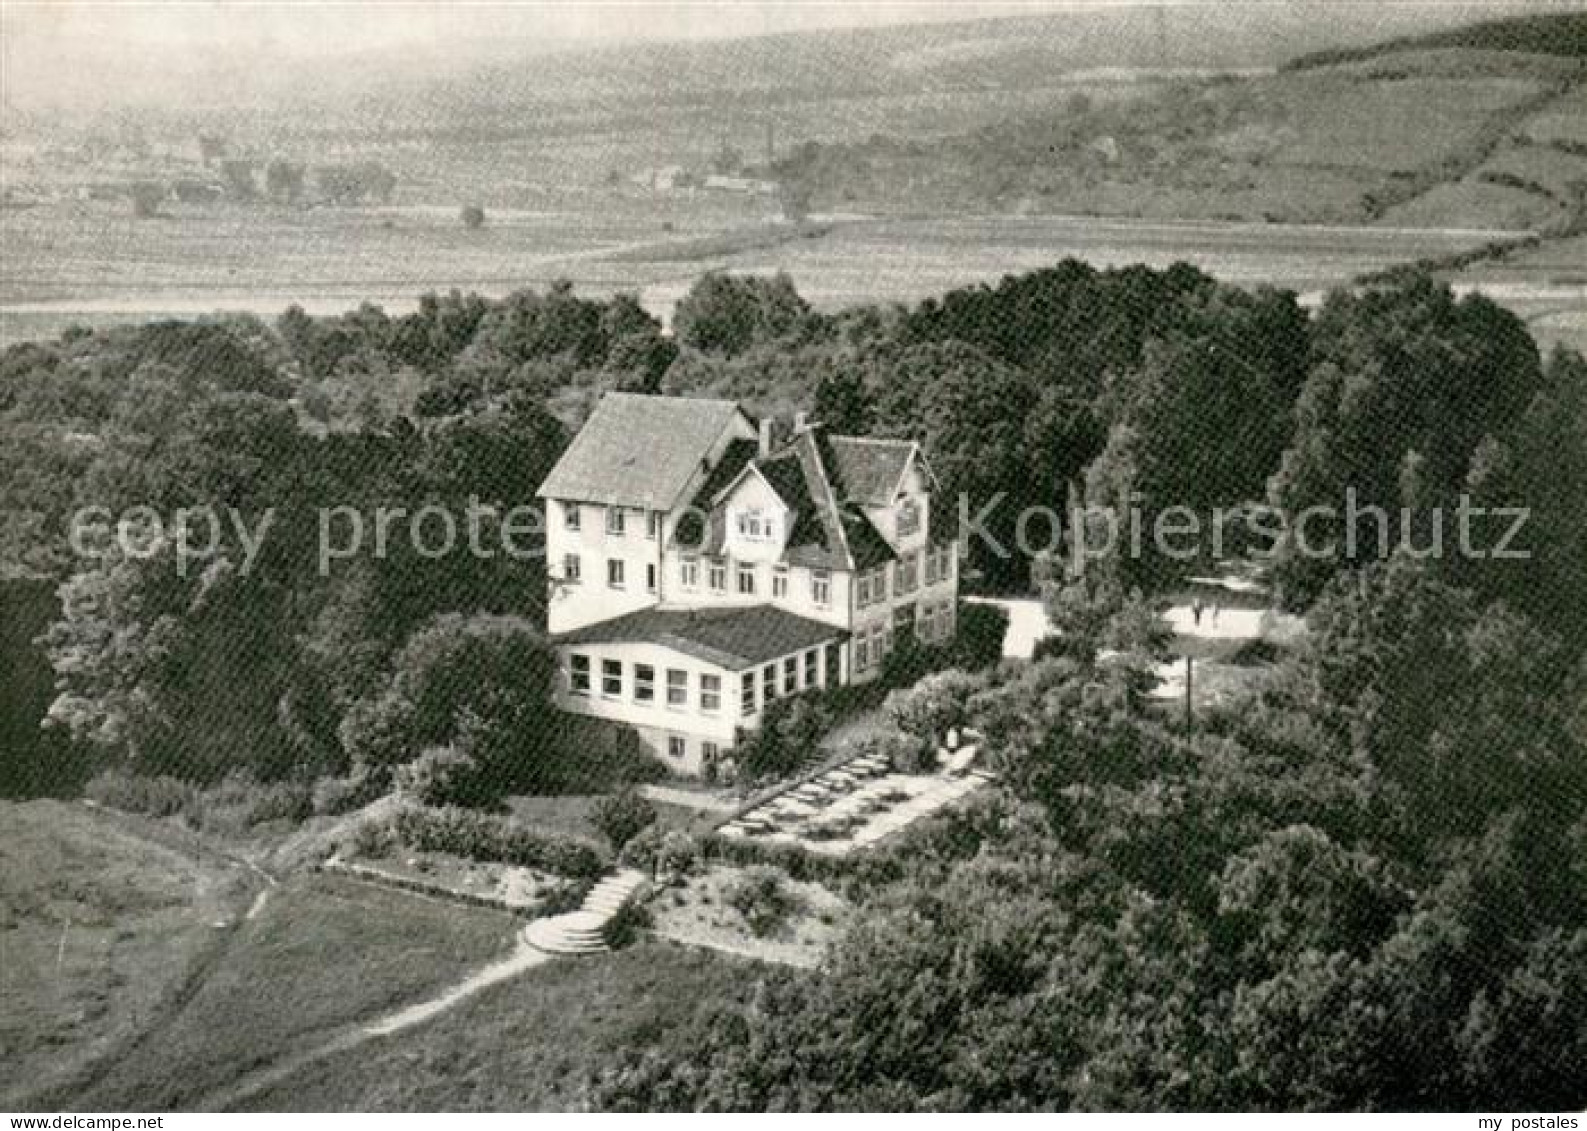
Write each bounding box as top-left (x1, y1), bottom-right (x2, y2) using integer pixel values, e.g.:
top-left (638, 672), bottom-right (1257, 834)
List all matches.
top-left (522, 868), bottom-right (647, 956)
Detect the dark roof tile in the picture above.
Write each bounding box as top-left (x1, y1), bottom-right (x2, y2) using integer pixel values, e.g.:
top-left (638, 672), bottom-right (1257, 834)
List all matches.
top-left (537, 393), bottom-right (745, 511)
top-left (554, 605), bottom-right (845, 670)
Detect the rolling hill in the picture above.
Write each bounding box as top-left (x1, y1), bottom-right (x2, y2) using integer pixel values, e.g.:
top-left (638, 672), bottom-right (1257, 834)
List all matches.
top-left (766, 11), bottom-right (1587, 229)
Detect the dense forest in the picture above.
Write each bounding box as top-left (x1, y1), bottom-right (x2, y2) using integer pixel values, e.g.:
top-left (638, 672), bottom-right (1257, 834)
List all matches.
top-left (3, 262), bottom-right (1585, 1109)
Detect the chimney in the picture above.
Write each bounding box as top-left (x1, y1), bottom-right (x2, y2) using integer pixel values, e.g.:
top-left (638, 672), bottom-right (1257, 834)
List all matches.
top-left (758, 416), bottom-right (774, 456)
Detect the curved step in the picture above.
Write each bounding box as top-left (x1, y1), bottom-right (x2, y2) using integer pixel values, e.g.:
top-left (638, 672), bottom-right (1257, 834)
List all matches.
top-left (523, 869), bottom-right (648, 956)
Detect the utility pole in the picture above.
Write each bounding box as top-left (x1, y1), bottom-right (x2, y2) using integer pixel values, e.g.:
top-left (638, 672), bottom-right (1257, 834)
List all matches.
top-left (1183, 653), bottom-right (1194, 728)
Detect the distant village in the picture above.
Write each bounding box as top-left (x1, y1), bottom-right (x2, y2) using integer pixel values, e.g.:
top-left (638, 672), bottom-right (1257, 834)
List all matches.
top-left (0, 128), bottom-right (398, 215)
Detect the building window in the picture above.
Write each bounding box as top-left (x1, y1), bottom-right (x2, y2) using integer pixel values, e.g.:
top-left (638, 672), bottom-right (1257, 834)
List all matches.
top-left (783, 655), bottom-right (798, 693)
top-left (858, 567), bottom-right (888, 607)
top-left (564, 502), bottom-right (581, 531)
top-left (812, 569), bottom-right (830, 606)
top-left (856, 624), bottom-right (887, 672)
top-left (607, 558), bottom-right (625, 588)
top-left (646, 511), bottom-right (661, 540)
top-left (740, 672), bottom-right (756, 716)
top-left (762, 663), bottom-right (777, 702)
top-left (635, 664), bottom-right (655, 702)
top-left (703, 741), bottom-right (721, 775)
top-left (736, 508), bottom-right (769, 540)
top-left (681, 557), bottom-right (699, 589)
top-left (736, 561), bottom-right (756, 596)
top-left (605, 507), bottom-right (626, 536)
top-left (708, 558), bottom-right (726, 593)
top-left (646, 563), bottom-right (657, 593)
top-left (772, 565), bottom-right (788, 598)
top-left (803, 648), bottom-right (818, 686)
top-left (667, 668), bottom-right (687, 707)
top-left (570, 654), bottom-right (590, 694)
top-left (668, 735), bottom-right (686, 761)
top-left (897, 498), bottom-right (921, 538)
top-left (896, 554), bottom-right (919, 595)
top-left (563, 553), bottom-right (581, 584)
top-left (700, 673), bottom-right (721, 713)
top-left (602, 659), bottom-right (623, 698)
top-left (925, 544), bottom-right (954, 585)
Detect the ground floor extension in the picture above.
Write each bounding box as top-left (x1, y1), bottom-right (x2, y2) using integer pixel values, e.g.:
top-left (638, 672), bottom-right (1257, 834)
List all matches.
top-left (551, 604), bottom-right (848, 776)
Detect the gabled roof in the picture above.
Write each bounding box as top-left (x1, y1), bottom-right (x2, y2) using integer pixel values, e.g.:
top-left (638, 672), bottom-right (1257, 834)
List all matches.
top-left (673, 436), bottom-right (757, 547)
top-left (537, 393), bottom-right (747, 511)
top-left (672, 425), bottom-right (903, 571)
top-left (825, 436), bottom-right (920, 507)
top-left (554, 605), bottom-right (845, 671)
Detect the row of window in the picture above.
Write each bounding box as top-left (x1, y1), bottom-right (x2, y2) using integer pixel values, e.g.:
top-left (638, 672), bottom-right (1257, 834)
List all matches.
top-left (856, 545), bottom-right (956, 608)
top-left (568, 646), bottom-right (827, 714)
top-left (666, 734), bottom-right (725, 766)
top-left (562, 554), bottom-right (658, 593)
top-left (560, 545), bottom-right (950, 602)
top-left (680, 557), bottom-right (830, 605)
top-left (853, 598), bottom-right (956, 672)
top-left (563, 502), bottom-right (662, 540)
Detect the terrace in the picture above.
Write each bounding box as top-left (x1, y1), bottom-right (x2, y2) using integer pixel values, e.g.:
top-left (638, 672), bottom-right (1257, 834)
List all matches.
top-left (717, 732), bottom-right (995, 856)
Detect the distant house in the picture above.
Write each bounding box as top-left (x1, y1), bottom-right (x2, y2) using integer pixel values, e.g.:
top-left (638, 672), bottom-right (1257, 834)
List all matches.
top-left (701, 174), bottom-right (778, 195)
top-left (172, 179), bottom-right (226, 204)
top-left (630, 165), bottom-right (695, 192)
top-left (537, 393), bottom-right (959, 775)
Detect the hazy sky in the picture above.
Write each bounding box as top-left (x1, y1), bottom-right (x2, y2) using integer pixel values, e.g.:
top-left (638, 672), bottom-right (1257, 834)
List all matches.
top-left (0, 0), bottom-right (1545, 111)
top-left (1, 0), bottom-right (1080, 106)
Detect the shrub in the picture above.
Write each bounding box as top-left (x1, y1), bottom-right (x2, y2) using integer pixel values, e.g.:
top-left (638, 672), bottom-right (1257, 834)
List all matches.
top-left (953, 601), bottom-right (1010, 670)
top-left (311, 764), bottom-right (390, 816)
top-left (460, 204), bottom-right (486, 229)
top-left (387, 804), bottom-right (606, 878)
top-left (725, 866), bottom-right (799, 937)
top-left (85, 769), bottom-right (196, 818)
top-left (884, 669), bottom-right (987, 746)
top-left (655, 829), bottom-right (701, 881)
top-left (345, 817), bottom-right (394, 859)
top-left (737, 691), bottom-right (836, 780)
top-left (620, 825), bottom-right (699, 883)
top-left (618, 823), bottom-right (667, 872)
top-left (392, 745), bottom-right (480, 807)
top-left (198, 770), bottom-right (314, 832)
top-left (239, 778), bottom-right (314, 826)
top-left (602, 897), bottom-right (653, 949)
top-left (590, 789), bottom-right (658, 852)
top-left (539, 877), bottom-right (593, 916)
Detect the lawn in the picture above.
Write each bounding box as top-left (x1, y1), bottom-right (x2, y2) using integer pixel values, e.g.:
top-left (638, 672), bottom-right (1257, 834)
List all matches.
top-left (232, 940), bottom-right (764, 1111)
top-left (0, 799), bottom-right (250, 1106)
top-left (67, 872), bottom-right (518, 1111)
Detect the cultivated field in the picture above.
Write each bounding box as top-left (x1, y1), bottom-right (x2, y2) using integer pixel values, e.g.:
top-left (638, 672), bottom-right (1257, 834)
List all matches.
top-left (0, 198), bottom-right (1537, 346)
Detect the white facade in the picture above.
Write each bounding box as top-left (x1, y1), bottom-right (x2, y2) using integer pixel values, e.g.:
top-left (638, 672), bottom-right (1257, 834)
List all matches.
top-left (545, 411), bottom-right (756, 634)
top-left (552, 637), bottom-right (840, 776)
top-left (538, 395), bottom-right (960, 775)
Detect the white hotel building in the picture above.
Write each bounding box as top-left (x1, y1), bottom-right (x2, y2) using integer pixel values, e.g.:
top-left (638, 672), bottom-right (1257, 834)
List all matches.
top-left (537, 393), bottom-right (958, 775)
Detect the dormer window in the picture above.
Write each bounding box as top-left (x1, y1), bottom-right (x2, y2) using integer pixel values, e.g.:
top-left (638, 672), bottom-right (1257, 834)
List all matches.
top-left (896, 498), bottom-right (921, 538)
top-left (736, 508), bottom-right (772, 541)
